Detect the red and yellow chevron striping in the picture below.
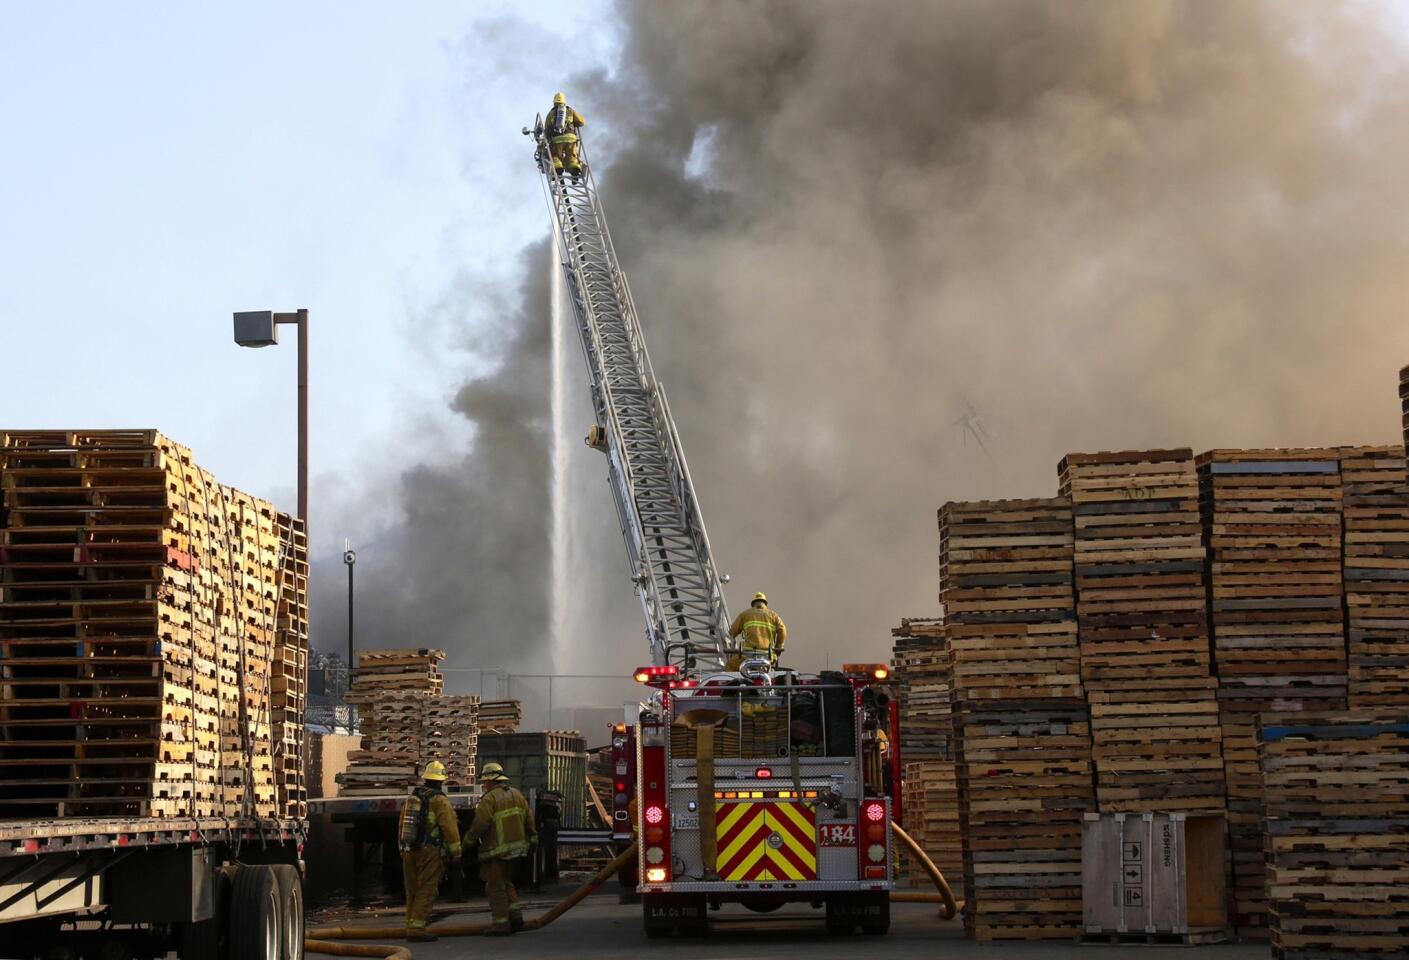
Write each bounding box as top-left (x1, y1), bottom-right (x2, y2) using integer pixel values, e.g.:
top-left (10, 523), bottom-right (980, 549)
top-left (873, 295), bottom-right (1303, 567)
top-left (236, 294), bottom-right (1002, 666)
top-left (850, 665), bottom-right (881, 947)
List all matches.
top-left (715, 801), bottom-right (818, 881)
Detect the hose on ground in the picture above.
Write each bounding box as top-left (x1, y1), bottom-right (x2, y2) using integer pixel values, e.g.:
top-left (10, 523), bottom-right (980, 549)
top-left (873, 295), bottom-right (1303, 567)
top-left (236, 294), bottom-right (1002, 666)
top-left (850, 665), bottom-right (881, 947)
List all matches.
top-left (889, 820), bottom-right (960, 920)
top-left (306, 823), bottom-right (957, 957)
top-left (305, 843), bottom-right (638, 951)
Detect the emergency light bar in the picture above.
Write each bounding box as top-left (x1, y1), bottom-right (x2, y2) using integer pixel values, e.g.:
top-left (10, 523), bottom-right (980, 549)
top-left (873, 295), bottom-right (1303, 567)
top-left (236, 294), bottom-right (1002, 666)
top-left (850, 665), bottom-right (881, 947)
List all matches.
top-left (633, 665), bottom-right (680, 685)
top-left (843, 663), bottom-right (891, 680)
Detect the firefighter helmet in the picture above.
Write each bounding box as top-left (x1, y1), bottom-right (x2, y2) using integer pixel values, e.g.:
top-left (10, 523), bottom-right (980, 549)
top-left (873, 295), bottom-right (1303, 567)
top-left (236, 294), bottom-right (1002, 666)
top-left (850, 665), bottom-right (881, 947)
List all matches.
top-left (480, 761), bottom-right (508, 782)
top-left (553, 92), bottom-right (566, 104)
top-left (422, 760), bottom-right (447, 782)
top-left (752, 591), bottom-right (768, 605)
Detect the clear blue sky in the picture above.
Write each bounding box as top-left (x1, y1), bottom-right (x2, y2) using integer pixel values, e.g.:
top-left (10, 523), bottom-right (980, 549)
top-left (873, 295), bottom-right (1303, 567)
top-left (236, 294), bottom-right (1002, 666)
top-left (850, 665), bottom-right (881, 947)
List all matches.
top-left (0, 1), bottom-right (613, 551)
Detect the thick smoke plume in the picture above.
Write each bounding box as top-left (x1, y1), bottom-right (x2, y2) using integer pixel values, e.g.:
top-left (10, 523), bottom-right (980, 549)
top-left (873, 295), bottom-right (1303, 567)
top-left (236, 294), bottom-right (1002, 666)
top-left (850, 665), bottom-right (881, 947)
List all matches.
top-left (320, 0), bottom-right (1409, 678)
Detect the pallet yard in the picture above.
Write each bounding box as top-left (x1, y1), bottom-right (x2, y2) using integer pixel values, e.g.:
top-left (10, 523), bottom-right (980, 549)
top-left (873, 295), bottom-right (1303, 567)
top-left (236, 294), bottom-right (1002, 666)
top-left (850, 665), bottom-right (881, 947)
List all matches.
top-left (0, 430), bottom-right (308, 821)
top-left (892, 370), bottom-right (1409, 949)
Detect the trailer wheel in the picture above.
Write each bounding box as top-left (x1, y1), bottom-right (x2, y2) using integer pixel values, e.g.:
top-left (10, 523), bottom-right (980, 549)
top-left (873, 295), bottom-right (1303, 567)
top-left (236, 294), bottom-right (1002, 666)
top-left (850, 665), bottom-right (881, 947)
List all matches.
top-left (270, 865), bottom-right (304, 960)
top-left (179, 865), bottom-right (233, 960)
top-left (229, 866), bottom-right (282, 960)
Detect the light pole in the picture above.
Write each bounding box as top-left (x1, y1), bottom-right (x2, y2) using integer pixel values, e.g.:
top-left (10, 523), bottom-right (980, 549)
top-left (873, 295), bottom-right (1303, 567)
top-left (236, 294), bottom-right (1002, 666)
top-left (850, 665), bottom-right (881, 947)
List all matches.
top-left (342, 541), bottom-right (356, 671)
top-left (232, 309), bottom-right (309, 527)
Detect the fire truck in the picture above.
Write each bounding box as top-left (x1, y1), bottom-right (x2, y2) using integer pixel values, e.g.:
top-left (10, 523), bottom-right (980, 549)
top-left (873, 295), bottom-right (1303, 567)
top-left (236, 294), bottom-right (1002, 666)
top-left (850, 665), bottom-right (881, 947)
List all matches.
top-left (526, 110), bottom-right (902, 936)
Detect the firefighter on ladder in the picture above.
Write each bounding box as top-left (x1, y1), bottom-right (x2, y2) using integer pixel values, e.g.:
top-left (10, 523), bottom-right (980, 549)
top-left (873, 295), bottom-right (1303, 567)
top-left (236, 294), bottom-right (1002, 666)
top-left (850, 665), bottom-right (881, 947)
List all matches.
top-left (545, 92), bottom-right (585, 176)
top-left (398, 760), bottom-right (463, 942)
top-left (468, 761), bottom-right (538, 935)
top-left (727, 591), bottom-right (788, 669)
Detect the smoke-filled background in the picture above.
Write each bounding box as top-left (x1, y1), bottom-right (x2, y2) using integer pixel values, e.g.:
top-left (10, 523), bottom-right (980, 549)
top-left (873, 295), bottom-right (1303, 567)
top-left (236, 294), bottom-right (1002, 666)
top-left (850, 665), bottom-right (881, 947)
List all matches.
top-left (316, 0), bottom-right (1409, 709)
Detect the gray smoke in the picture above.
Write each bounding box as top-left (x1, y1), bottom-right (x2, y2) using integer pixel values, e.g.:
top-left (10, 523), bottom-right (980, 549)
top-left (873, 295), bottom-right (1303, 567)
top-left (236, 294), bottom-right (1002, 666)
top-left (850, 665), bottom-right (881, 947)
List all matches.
top-left (317, 0), bottom-right (1409, 677)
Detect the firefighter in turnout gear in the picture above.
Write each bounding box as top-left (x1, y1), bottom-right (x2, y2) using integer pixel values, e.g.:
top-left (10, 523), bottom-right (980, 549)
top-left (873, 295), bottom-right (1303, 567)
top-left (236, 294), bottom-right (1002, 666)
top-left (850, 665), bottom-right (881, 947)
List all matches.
top-left (468, 762), bottom-right (537, 935)
top-left (727, 592), bottom-right (787, 669)
top-left (398, 761), bottom-right (463, 942)
top-left (545, 92), bottom-right (585, 175)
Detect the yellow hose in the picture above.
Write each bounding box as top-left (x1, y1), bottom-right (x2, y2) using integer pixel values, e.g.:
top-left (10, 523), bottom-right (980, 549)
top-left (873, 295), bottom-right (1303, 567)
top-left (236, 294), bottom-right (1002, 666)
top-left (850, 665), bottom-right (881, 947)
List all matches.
top-left (305, 843), bottom-right (639, 952)
top-left (889, 820), bottom-right (960, 920)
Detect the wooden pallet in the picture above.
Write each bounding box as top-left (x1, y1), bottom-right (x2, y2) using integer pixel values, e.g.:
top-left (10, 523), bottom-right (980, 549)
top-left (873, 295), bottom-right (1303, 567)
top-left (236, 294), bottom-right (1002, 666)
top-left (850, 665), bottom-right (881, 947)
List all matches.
top-left (1339, 446), bottom-right (1409, 709)
top-left (0, 430), bottom-right (304, 820)
top-left (1198, 448), bottom-right (1348, 934)
top-left (1059, 450), bottom-right (1211, 684)
top-left (479, 700), bottom-right (523, 733)
top-left (901, 760), bottom-right (962, 888)
top-left (891, 618), bottom-right (952, 761)
top-left (1260, 712), bottom-right (1409, 960)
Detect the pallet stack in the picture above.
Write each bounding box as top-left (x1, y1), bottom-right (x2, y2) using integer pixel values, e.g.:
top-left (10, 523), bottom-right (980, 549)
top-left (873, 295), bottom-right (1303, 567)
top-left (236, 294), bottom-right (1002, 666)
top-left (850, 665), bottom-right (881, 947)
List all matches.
top-left (941, 498), bottom-right (1092, 941)
top-left (1059, 450), bottom-right (1225, 820)
top-left (421, 695), bottom-right (479, 785)
top-left (479, 700), bottom-right (523, 733)
top-left (338, 691), bottom-right (428, 794)
top-left (902, 760), bottom-right (962, 887)
top-left (890, 617), bottom-right (951, 761)
top-left (341, 648), bottom-right (442, 794)
top-left (1259, 712), bottom-right (1409, 959)
top-left (0, 430), bottom-right (305, 820)
top-left (1199, 448), bottom-right (1346, 938)
top-left (1401, 365), bottom-right (1409, 455)
top-left (1339, 446), bottom-right (1409, 708)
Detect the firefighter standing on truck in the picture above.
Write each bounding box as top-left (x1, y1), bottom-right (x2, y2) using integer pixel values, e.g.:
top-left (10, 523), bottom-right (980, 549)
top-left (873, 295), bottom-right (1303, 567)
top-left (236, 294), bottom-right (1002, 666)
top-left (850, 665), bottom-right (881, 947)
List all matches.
top-left (545, 92), bottom-right (585, 175)
top-left (398, 760), bottom-right (463, 942)
top-left (728, 591), bottom-right (787, 669)
top-left (468, 761), bottom-right (537, 935)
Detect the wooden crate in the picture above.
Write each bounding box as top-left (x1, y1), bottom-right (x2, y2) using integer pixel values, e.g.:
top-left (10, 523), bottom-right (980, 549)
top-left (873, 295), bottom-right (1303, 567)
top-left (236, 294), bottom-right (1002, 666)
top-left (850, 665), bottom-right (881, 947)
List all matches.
top-left (1259, 712), bottom-right (1409, 960)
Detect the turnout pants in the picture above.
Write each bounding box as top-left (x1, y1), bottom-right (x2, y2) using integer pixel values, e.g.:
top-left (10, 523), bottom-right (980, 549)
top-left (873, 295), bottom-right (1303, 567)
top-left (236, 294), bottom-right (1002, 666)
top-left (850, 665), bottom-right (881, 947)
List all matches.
top-left (549, 138), bottom-right (581, 172)
top-left (479, 858), bottom-right (524, 928)
top-left (402, 847), bottom-right (445, 934)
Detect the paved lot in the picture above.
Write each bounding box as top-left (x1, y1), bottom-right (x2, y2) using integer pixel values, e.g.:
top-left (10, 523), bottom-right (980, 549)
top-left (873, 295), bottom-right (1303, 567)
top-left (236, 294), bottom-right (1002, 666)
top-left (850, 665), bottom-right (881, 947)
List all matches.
top-left (315, 892), bottom-right (1272, 960)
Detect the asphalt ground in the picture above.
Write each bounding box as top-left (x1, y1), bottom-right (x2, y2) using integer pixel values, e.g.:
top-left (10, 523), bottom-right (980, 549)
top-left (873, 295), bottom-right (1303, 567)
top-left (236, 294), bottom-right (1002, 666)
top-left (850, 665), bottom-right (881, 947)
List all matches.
top-left (311, 889), bottom-right (1273, 960)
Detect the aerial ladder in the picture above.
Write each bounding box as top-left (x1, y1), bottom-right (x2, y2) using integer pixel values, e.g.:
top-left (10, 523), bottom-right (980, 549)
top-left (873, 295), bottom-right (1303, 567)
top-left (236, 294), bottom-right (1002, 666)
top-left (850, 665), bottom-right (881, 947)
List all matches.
top-left (524, 116), bottom-right (733, 674)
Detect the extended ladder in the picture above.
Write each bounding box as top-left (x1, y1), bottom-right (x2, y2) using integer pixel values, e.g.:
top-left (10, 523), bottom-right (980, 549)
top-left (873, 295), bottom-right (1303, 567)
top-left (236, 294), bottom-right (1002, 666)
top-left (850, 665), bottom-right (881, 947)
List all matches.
top-left (530, 126), bottom-right (732, 671)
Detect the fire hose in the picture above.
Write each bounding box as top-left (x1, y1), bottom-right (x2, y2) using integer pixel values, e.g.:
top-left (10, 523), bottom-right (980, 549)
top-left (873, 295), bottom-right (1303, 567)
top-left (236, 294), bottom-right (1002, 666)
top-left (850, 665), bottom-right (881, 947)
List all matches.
top-left (305, 843), bottom-right (639, 956)
top-left (307, 821), bottom-right (959, 957)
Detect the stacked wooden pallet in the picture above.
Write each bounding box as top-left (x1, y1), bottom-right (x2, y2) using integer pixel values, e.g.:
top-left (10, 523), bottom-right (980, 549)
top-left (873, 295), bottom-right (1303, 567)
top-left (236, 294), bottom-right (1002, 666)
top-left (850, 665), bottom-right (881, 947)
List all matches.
top-left (902, 760), bottom-right (962, 887)
top-left (421, 695), bottom-right (479, 785)
top-left (1060, 450), bottom-right (1225, 817)
top-left (940, 497), bottom-right (1092, 941)
top-left (346, 648), bottom-right (444, 701)
top-left (339, 691), bottom-right (428, 794)
top-left (1199, 448), bottom-right (1346, 938)
top-left (1339, 446), bottom-right (1409, 708)
top-left (1259, 712), bottom-right (1409, 959)
top-left (479, 699), bottom-right (523, 733)
top-left (0, 430), bottom-right (305, 820)
top-left (890, 617), bottom-right (951, 761)
top-left (341, 648), bottom-right (444, 794)
top-left (1401, 365), bottom-right (1409, 454)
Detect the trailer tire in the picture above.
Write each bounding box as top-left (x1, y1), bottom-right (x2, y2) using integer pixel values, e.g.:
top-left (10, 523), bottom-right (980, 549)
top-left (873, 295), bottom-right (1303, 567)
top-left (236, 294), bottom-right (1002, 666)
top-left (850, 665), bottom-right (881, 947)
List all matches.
top-left (229, 866), bottom-right (282, 960)
top-left (179, 864), bottom-right (233, 960)
top-left (270, 865), bottom-right (304, 960)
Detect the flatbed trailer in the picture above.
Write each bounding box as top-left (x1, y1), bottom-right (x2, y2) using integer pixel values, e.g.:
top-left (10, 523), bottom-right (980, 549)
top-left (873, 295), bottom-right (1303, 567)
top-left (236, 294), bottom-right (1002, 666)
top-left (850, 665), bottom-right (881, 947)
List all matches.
top-left (1, 816), bottom-right (306, 960)
top-left (307, 792), bottom-right (612, 903)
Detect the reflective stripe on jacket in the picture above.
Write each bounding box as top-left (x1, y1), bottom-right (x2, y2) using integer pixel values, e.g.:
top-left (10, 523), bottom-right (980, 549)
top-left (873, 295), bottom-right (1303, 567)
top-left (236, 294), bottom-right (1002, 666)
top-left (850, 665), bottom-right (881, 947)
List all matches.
top-left (469, 784), bottom-right (536, 861)
top-left (729, 605), bottom-right (787, 654)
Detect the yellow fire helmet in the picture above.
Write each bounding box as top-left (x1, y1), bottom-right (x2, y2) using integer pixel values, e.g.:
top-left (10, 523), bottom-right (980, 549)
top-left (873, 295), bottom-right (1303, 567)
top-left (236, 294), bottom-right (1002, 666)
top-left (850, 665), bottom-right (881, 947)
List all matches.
top-left (553, 92), bottom-right (566, 104)
top-left (480, 761), bottom-right (508, 782)
top-left (422, 760), bottom-right (447, 782)
top-left (752, 591), bottom-right (768, 604)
